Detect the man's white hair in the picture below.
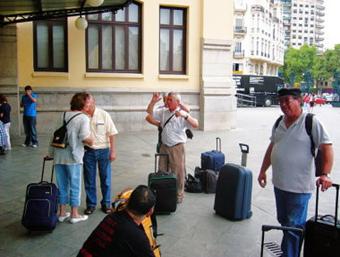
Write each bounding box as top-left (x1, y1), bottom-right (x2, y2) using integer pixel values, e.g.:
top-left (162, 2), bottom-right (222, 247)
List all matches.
top-left (168, 92), bottom-right (181, 102)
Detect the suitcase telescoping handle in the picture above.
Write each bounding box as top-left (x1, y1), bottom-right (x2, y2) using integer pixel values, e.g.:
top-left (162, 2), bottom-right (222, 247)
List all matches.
top-left (154, 153), bottom-right (169, 173)
top-left (216, 137), bottom-right (221, 152)
top-left (315, 183), bottom-right (339, 227)
top-left (41, 156), bottom-right (54, 183)
top-left (260, 225), bottom-right (304, 257)
top-left (239, 143), bottom-right (249, 166)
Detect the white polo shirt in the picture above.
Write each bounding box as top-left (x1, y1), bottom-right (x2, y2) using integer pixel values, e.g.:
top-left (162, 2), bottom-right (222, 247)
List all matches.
top-left (90, 107), bottom-right (118, 149)
top-left (153, 107), bottom-right (189, 147)
top-left (270, 112), bottom-right (332, 193)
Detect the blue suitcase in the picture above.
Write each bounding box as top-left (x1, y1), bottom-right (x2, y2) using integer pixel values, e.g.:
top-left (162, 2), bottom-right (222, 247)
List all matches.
top-left (201, 137), bottom-right (225, 173)
top-left (22, 157), bottom-right (58, 232)
top-left (214, 163), bottom-right (252, 220)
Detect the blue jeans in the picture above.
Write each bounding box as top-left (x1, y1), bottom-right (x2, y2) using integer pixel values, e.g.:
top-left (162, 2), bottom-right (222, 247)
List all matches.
top-left (274, 187), bottom-right (311, 257)
top-left (83, 148), bottom-right (111, 208)
top-left (23, 115), bottom-right (38, 145)
top-left (55, 164), bottom-right (82, 207)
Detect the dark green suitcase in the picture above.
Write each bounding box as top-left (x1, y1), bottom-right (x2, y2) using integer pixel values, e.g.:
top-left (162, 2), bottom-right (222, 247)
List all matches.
top-left (148, 154), bottom-right (177, 214)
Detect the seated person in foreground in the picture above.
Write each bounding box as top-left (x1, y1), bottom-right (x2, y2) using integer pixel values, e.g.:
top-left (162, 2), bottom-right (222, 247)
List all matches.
top-left (77, 185), bottom-right (156, 257)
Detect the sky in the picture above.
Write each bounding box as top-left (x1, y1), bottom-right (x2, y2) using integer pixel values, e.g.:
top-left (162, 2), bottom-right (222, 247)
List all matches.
top-left (324, 0), bottom-right (340, 49)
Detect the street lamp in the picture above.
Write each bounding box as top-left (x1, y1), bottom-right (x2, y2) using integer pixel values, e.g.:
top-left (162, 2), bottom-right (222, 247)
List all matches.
top-left (86, 0), bottom-right (104, 7)
top-left (75, 16), bottom-right (88, 30)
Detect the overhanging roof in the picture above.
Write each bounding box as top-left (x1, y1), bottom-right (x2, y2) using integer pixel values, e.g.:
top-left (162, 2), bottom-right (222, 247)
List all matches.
top-left (0, 0), bottom-right (132, 26)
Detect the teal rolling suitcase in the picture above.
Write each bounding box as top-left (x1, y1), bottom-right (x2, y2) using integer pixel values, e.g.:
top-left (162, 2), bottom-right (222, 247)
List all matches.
top-left (214, 163), bottom-right (252, 220)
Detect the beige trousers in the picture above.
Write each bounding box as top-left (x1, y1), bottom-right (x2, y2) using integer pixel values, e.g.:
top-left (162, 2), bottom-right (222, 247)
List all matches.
top-left (159, 143), bottom-right (186, 200)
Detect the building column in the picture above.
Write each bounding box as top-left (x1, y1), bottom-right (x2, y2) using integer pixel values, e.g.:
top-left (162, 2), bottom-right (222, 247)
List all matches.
top-left (200, 38), bottom-right (236, 131)
top-left (0, 25), bottom-right (19, 136)
top-left (199, 0), bottom-right (236, 131)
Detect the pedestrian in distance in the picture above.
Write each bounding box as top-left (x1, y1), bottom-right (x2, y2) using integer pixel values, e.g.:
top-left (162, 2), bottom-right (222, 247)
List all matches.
top-left (146, 92), bottom-right (198, 203)
top-left (83, 93), bottom-right (118, 215)
top-left (0, 121), bottom-right (6, 155)
top-left (0, 94), bottom-right (11, 150)
top-left (77, 185), bottom-right (156, 257)
top-left (20, 85), bottom-right (39, 147)
top-left (48, 92), bottom-right (94, 224)
top-left (309, 93), bottom-right (315, 113)
top-left (258, 88), bottom-right (334, 257)
top-left (302, 93), bottom-right (310, 112)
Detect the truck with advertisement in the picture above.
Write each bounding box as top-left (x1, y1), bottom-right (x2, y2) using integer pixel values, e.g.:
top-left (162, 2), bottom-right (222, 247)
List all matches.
top-left (233, 75), bottom-right (284, 107)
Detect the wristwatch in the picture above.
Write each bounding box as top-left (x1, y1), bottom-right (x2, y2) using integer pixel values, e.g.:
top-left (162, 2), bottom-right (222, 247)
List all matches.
top-left (321, 173), bottom-right (330, 178)
top-left (184, 114), bottom-right (189, 120)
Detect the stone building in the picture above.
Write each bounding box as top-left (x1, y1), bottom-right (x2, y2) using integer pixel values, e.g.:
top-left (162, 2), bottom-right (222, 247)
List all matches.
top-left (0, 0), bottom-right (236, 136)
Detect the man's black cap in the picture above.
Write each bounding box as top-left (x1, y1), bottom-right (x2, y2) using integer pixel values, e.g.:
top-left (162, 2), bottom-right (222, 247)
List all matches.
top-left (277, 88), bottom-right (301, 97)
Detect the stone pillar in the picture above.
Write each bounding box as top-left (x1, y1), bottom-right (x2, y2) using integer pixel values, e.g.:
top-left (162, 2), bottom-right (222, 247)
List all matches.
top-left (200, 38), bottom-right (236, 131)
top-left (200, 0), bottom-right (236, 131)
top-left (0, 25), bottom-right (19, 136)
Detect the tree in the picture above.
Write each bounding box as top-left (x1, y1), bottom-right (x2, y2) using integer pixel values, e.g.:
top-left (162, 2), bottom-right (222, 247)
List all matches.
top-left (281, 45), bottom-right (317, 86)
top-left (312, 52), bottom-right (329, 83)
top-left (317, 44), bottom-right (340, 94)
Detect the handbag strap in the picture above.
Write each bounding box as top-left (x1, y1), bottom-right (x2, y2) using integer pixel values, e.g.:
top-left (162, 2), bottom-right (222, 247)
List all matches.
top-left (162, 113), bottom-right (175, 129)
top-left (64, 112), bottom-right (82, 125)
top-left (158, 113), bottom-right (175, 142)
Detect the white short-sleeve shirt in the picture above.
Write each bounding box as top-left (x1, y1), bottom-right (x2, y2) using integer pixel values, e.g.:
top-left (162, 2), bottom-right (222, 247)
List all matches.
top-left (270, 112), bottom-right (332, 193)
top-left (153, 107), bottom-right (189, 147)
top-left (90, 107), bottom-right (118, 149)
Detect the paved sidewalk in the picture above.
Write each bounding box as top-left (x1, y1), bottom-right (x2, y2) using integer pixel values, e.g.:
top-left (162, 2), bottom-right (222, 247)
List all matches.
top-left (0, 105), bottom-right (339, 257)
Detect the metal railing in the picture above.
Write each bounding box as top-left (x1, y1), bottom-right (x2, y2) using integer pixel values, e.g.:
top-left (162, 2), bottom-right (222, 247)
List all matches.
top-left (233, 50), bottom-right (245, 58)
top-left (236, 93), bottom-right (256, 107)
top-left (234, 26), bottom-right (247, 34)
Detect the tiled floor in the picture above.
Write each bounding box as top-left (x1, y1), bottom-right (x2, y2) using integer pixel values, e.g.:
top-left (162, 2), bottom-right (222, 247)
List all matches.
top-left (0, 106), bottom-right (339, 257)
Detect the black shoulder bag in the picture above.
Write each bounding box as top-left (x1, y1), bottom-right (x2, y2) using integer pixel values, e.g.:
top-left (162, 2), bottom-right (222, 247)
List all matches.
top-left (51, 112), bottom-right (82, 149)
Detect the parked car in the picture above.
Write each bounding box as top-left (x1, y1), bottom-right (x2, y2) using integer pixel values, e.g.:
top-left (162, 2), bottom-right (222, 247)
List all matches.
top-left (322, 93), bottom-right (334, 103)
top-left (314, 97), bottom-right (326, 105)
top-left (322, 93), bottom-right (340, 102)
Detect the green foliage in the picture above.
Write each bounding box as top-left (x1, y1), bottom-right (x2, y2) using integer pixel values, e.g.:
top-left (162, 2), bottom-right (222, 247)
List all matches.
top-left (282, 44), bottom-right (340, 90)
top-left (282, 45), bottom-right (317, 84)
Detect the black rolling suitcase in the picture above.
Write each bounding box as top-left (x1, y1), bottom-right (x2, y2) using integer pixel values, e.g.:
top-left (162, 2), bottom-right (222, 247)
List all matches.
top-left (261, 225), bottom-right (304, 257)
top-left (22, 157), bottom-right (58, 232)
top-left (148, 154), bottom-right (177, 214)
top-left (214, 163), bottom-right (252, 220)
top-left (303, 183), bottom-right (340, 257)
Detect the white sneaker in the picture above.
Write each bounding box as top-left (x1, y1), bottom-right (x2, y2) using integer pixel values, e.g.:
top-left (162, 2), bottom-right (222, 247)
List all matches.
top-left (58, 212), bottom-right (71, 222)
top-left (31, 144), bottom-right (38, 148)
top-left (70, 215), bottom-right (88, 224)
top-left (22, 144), bottom-right (27, 147)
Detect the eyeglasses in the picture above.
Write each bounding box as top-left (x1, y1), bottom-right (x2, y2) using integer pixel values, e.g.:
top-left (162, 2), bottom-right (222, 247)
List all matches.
top-left (279, 97), bottom-right (296, 105)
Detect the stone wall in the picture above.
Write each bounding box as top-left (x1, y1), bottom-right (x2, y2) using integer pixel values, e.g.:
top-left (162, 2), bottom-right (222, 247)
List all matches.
top-left (18, 88), bottom-right (200, 135)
